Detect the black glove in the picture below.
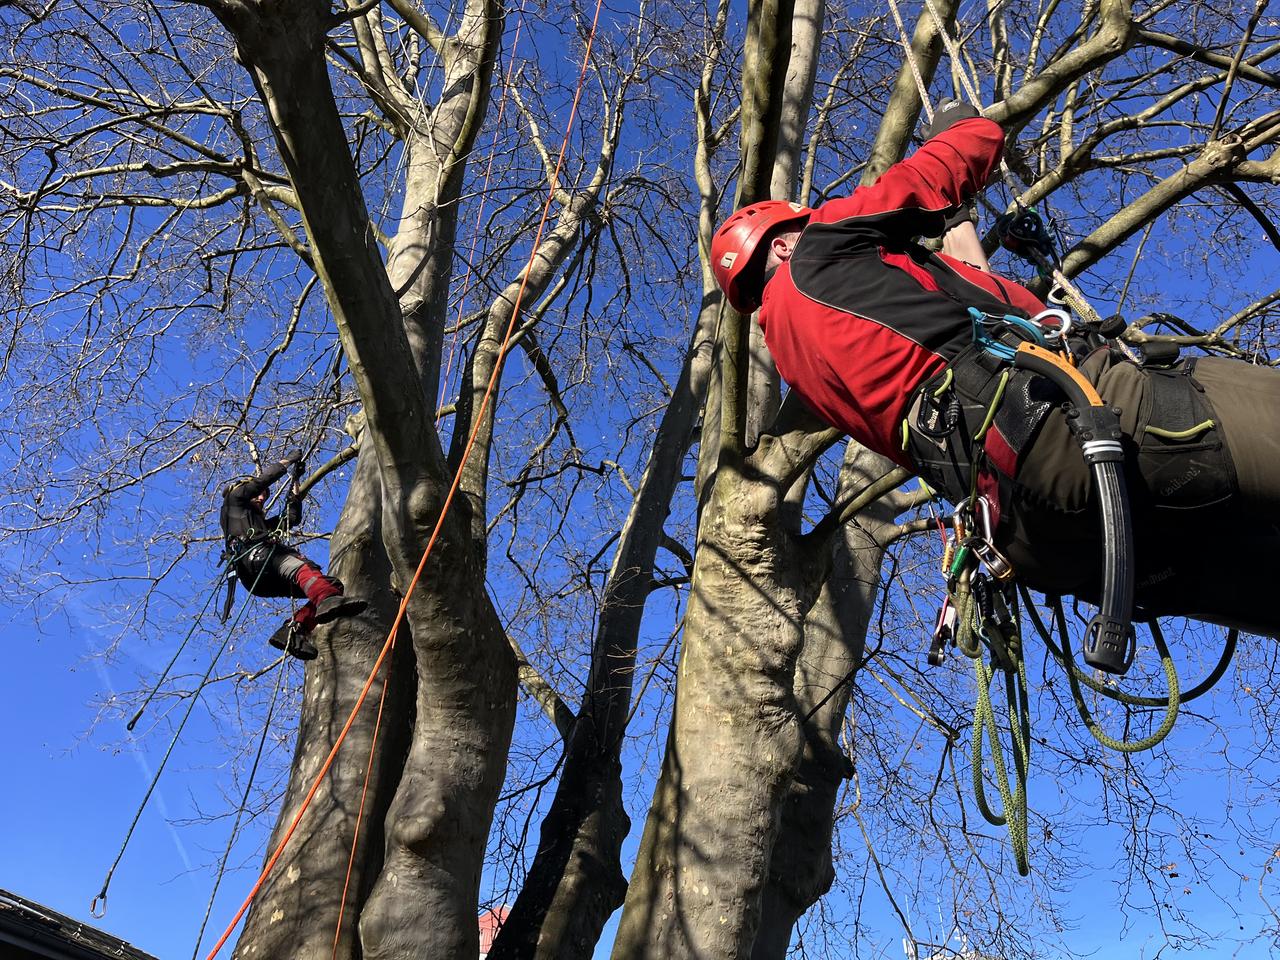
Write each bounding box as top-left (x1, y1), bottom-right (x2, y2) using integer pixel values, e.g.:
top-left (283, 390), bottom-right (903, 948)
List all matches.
top-left (289, 459), bottom-right (306, 480)
top-left (942, 199), bottom-right (979, 233)
top-left (280, 448), bottom-right (304, 466)
top-left (921, 99), bottom-right (982, 141)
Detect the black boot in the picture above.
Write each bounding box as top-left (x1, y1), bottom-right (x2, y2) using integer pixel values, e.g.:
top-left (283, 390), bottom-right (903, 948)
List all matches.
top-left (314, 595), bottom-right (368, 624)
top-left (269, 622), bottom-right (318, 661)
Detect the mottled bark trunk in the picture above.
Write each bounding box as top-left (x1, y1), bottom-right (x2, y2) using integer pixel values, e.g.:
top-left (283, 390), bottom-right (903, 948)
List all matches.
top-left (384, 143), bottom-right (453, 413)
top-left (232, 449), bottom-right (415, 960)
top-left (752, 450), bottom-right (897, 958)
top-left (611, 472), bottom-right (817, 959)
top-left (489, 297), bottom-right (720, 960)
top-left (356, 538), bottom-right (514, 959)
top-left (215, 8), bottom-right (519, 957)
top-left (769, 0), bottom-right (826, 200)
top-left (488, 730), bottom-right (629, 960)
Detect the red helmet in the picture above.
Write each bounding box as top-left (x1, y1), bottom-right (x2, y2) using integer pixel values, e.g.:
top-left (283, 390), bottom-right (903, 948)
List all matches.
top-left (711, 200), bottom-right (811, 312)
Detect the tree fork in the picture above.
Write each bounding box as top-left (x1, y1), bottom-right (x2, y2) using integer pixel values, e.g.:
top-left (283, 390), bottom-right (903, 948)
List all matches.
top-left (206, 5), bottom-right (519, 956)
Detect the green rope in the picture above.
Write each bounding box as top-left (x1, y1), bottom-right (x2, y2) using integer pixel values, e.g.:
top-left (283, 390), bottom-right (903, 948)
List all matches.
top-left (970, 652), bottom-right (1032, 876)
top-left (951, 577), bottom-right (982, 659)
top-left (1021, 589), bottom-right (1237, 707)
top-left (1143, 420), bottom-right (1215, 441)
top-left (1049, 599), bottom-right (1181, 754)
top-left (972, 368), bottom-right (1011, 443)
top-left (951, 577), bottom-right (1032, 875)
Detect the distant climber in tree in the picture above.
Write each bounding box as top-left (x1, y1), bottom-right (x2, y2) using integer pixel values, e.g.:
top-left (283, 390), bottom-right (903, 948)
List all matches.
top-left (220, 451), bottom-right (367, 661)
top-left (709, 100), bottom-right (1280, 653)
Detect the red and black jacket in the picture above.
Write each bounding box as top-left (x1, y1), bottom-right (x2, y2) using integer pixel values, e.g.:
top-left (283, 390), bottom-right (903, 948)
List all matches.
top-left (757, 117), bottom-right (1046, 467)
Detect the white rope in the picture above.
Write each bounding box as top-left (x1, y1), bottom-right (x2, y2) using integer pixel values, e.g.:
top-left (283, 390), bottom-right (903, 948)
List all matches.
top-left (906, 0), bottom-right (1105, 325)
top-left (885, 0), bottom-right (935, 122)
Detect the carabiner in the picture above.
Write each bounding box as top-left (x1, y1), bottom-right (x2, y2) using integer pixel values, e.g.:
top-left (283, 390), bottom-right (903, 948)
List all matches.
top-left (1032, 307), bottom-right (1072, 345)
top-left (973, 496), bottom-right (994, 542)
top-left (929, 598), bottom-right (957, 666)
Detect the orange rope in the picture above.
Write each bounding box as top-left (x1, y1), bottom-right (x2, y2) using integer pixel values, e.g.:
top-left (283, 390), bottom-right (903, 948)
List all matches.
top-left (328, 11), bottom-right (530, 956)
top-left (205, 0), bottom-right (607, 953)
top-left (330, 633), bottom-right (395, 960)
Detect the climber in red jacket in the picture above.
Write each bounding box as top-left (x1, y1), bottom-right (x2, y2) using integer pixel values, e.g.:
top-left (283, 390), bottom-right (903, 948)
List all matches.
top-left (709, 101), bottom-right (1280, 646)
top-left (713, 102), bottom-right (1046, 463)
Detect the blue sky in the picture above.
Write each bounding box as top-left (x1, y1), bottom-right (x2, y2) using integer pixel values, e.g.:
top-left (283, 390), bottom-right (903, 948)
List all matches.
top-left (6, 598), bottom-right (1279, 959)
top-left (3, 1), bottom-right (1280, 958)
top-left (0, 586), bottom-right (304, 958)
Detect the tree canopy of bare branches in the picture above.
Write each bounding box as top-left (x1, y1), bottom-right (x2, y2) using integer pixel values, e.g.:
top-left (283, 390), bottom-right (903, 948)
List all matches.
top-left (2, 0), bottom-right (1279, 957)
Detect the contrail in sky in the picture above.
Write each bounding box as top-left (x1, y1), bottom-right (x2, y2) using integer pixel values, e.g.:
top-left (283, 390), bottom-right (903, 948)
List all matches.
top-left (90, 642), bottom-right (197, 878)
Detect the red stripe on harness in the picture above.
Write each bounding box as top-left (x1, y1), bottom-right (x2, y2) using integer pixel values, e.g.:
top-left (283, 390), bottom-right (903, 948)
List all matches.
top-left (984, 424), bottom-right (1019, 479)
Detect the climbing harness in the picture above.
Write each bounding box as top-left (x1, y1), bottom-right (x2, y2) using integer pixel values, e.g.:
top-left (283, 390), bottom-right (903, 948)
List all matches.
top-left (905, 307), bottom-right (1142, 875)
top-left (908, 300), bottom-right (1139, 673)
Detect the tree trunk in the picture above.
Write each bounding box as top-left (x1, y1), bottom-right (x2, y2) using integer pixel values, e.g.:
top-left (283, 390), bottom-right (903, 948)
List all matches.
top-left (213, 7), bottom-right (520, 956)
top-left (752, 449), bottom-right (897, 958)
top-left (611, 469), bottom-right (817, 959)
top-left (232, 448), bottom-right (415, 960)
top-left (489, 296), bottom-right (721, 960)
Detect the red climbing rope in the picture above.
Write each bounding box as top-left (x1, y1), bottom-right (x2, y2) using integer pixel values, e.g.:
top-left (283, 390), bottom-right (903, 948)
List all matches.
top-left (205, 0), bottom-right (608, 953)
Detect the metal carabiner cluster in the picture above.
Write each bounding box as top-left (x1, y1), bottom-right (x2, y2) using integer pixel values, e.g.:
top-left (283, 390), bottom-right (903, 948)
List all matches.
top-left (929, 494), bottom-right (1017, 666)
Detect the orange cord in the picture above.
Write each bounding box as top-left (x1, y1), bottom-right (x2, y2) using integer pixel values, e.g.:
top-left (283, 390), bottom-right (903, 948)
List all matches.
top-left (205, 0), bottom-right (607, 954)
top-left (330, 632), bottom-right (395, 960)
top-left (328, 12), bottom-right (531, 955)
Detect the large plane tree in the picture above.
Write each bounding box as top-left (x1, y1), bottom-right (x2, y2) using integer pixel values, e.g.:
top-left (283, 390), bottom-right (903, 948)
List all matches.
top-left (1, 0), bottom-right (1278, 957)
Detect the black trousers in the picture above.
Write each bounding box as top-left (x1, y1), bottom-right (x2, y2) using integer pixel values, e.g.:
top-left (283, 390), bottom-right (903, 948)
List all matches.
top-left (999, 355), bottom-right (1280, 637)
top-left (233, 542), bottom-right (311, 600)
